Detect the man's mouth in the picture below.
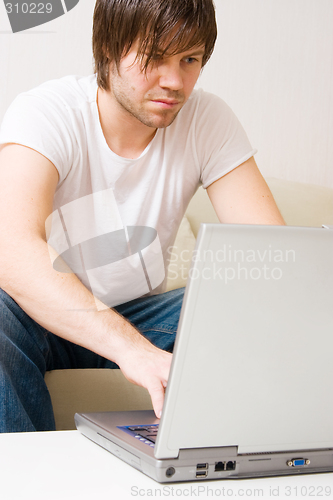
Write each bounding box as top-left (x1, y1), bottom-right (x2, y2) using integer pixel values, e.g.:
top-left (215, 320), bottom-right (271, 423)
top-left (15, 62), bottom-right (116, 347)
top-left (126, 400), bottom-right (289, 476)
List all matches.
top-left (150, 98), bottom-right (181, 109)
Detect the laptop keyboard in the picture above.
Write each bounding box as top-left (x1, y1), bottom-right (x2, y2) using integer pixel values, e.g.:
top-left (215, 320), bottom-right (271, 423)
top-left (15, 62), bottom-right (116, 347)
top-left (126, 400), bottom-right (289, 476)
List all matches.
top-left (117, 424), bottom-right (159, 448)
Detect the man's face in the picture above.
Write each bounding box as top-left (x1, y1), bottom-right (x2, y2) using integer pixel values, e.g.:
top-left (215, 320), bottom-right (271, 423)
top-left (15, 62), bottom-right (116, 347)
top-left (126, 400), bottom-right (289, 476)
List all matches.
top-left (107, 41), bottom-right (205, 129)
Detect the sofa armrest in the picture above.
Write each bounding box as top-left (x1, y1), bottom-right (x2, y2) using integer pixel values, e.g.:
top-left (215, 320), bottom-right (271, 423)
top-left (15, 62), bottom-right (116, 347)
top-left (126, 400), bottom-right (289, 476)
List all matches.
top-left (185, 178), bottom-right (333, 236)
top-left (45, 369), bottom-right (153, 430)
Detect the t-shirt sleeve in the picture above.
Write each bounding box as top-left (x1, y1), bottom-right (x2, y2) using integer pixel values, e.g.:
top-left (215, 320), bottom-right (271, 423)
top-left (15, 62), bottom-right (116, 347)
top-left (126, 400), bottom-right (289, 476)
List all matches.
top-left (194, 90), bottom-right (257, 189)
top-left (0, 89), bottom-right (76, 183)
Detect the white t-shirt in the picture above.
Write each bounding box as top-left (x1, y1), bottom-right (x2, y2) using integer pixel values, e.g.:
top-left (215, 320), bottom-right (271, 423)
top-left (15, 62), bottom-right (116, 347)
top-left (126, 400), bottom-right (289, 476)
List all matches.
top-left (0, 75), bottom-right (256, 307)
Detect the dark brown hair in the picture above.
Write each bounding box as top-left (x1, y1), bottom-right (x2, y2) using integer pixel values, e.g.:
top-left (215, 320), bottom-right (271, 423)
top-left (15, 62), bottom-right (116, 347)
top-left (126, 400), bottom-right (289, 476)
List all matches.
top-left (92, 0), bottom-right (217, 90)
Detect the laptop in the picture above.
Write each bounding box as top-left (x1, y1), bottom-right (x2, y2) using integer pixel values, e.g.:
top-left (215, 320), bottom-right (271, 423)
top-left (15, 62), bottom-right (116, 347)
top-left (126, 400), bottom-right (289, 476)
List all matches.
top-left (75, 223), bottom-right (333, 482)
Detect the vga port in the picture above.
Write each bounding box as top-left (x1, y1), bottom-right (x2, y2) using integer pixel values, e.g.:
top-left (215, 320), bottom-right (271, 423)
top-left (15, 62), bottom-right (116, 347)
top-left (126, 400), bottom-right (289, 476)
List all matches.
top-left (287, 458), bottom-right (310, 467)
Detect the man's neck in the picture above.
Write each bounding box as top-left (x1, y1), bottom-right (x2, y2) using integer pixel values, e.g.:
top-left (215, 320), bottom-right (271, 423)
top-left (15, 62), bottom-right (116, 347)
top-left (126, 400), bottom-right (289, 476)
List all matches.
top-left (97, 88), bottom-right (157, 160)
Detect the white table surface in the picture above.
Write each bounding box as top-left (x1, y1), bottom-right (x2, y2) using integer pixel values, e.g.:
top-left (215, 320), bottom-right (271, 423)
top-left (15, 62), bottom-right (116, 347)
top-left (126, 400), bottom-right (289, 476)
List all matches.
top-left (0, 430), bottom-right (332, 500)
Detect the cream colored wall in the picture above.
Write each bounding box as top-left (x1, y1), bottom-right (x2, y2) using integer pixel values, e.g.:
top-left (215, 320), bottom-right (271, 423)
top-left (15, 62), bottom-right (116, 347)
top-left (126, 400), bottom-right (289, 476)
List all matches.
top-left (1, 0), bottom-right (332, 188)
top-left (198, 0), bottom-right (333, 188)
top-left (0, 0), bottom-right (95, 121)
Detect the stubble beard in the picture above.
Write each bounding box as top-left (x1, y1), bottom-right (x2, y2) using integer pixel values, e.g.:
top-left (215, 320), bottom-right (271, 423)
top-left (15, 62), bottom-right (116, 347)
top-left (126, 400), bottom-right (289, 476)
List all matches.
top-left (110, 68), bottom-right (185, 129)
top-left (114, 89), bottom-right (183, 129)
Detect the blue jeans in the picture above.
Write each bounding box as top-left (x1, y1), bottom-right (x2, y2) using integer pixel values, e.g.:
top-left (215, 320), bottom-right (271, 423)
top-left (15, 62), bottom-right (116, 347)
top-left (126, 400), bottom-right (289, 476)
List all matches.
top-left (0, 287), bottom-right (185, 433)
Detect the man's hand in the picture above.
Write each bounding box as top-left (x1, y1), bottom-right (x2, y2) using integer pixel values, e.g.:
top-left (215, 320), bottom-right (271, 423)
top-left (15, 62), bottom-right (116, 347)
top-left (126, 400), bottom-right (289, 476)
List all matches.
top-left (115, 333), bottom-right (172, 418)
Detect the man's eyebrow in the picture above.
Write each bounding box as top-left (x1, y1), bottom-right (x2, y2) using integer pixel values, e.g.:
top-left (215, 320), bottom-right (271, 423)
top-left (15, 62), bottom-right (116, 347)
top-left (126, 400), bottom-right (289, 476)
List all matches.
top-left (147, 47), bottom-right (205, 60)
top-left (181, 49), bottom-right (205, 58)
top-left (187, 49), bottom-right (205, 55)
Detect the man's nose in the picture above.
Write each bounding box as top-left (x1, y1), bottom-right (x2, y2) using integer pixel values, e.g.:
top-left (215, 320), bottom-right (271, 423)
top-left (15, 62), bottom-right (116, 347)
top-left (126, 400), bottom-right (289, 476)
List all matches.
top-left (158, 61), bottom-right (184, 91)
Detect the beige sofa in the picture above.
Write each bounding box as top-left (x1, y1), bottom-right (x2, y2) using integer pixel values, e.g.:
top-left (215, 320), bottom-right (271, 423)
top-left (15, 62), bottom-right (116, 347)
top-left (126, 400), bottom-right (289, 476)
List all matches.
top-left (45, 178), bottom-right (333, 430)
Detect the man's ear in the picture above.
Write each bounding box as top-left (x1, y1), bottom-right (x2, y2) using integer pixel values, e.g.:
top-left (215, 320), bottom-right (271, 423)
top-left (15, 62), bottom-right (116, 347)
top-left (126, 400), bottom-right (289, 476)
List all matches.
top-left (101, 46), bottom-right (113, 78)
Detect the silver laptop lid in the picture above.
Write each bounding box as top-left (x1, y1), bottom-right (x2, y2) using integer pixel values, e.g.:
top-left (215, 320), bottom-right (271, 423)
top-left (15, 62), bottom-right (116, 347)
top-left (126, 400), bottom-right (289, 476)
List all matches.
top-left (155, 224), bottom-right (333, 459)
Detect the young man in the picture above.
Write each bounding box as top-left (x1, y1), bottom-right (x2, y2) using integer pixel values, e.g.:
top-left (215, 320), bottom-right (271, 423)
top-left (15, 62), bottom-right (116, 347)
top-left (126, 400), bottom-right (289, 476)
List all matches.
top-left (0, 0), bottom-right (284, 432)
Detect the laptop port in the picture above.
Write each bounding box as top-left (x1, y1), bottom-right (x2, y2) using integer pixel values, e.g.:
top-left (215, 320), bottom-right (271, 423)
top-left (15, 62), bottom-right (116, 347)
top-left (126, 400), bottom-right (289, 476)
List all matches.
top-left (196, 470), bottom-right (208, 478)
top-left (226, 461), bottom-right (236, 470)
top-left (214, 461), bottom-right (236, 472)
top-left (287, 458), bottom-right (310, 467)
top-left (165, 467), bottom-right (176, 478)
top-left (196, 463), bottom-right (208, 470)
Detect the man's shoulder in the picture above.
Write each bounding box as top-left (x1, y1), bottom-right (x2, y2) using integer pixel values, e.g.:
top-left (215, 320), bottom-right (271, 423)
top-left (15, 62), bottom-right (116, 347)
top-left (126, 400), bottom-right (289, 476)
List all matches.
top-left (15, 74), bottom-right (97, 112)
top-left (182, 88), bottom-right (232, 119)
top-left (0, 75), bottom-right (99, 173)
top-left (175, 88), bottom-right (235, 132)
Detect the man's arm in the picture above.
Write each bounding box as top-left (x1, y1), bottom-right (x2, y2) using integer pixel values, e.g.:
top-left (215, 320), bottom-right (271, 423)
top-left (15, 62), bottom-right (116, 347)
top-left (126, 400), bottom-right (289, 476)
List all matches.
top-left (206, 156), bottom-right (285, 225)
top-left (0, 144), bottom-right (169, 418)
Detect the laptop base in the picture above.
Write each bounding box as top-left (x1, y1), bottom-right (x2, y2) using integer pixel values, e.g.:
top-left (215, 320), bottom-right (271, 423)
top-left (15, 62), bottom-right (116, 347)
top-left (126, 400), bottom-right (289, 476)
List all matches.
top-left (75, 411), bottom-right (333, 483)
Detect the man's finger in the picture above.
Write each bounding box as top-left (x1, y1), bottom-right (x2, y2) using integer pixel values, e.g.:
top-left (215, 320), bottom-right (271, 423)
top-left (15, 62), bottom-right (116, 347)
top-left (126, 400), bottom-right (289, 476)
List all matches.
top-left (147, 381), bottom-right (165, 419)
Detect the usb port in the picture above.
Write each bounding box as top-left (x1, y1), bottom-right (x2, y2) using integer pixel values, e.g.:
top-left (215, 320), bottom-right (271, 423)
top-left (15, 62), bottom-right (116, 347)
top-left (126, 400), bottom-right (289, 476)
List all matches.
top-left (196, 463), bottom-right (208, 470)
top-left (196, 470), bottom-right (208, 478)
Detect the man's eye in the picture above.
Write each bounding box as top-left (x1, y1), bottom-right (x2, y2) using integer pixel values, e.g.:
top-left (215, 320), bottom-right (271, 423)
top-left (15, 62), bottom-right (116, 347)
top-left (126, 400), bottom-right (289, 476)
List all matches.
top-left (184, 57), bottom-right (198, 64)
